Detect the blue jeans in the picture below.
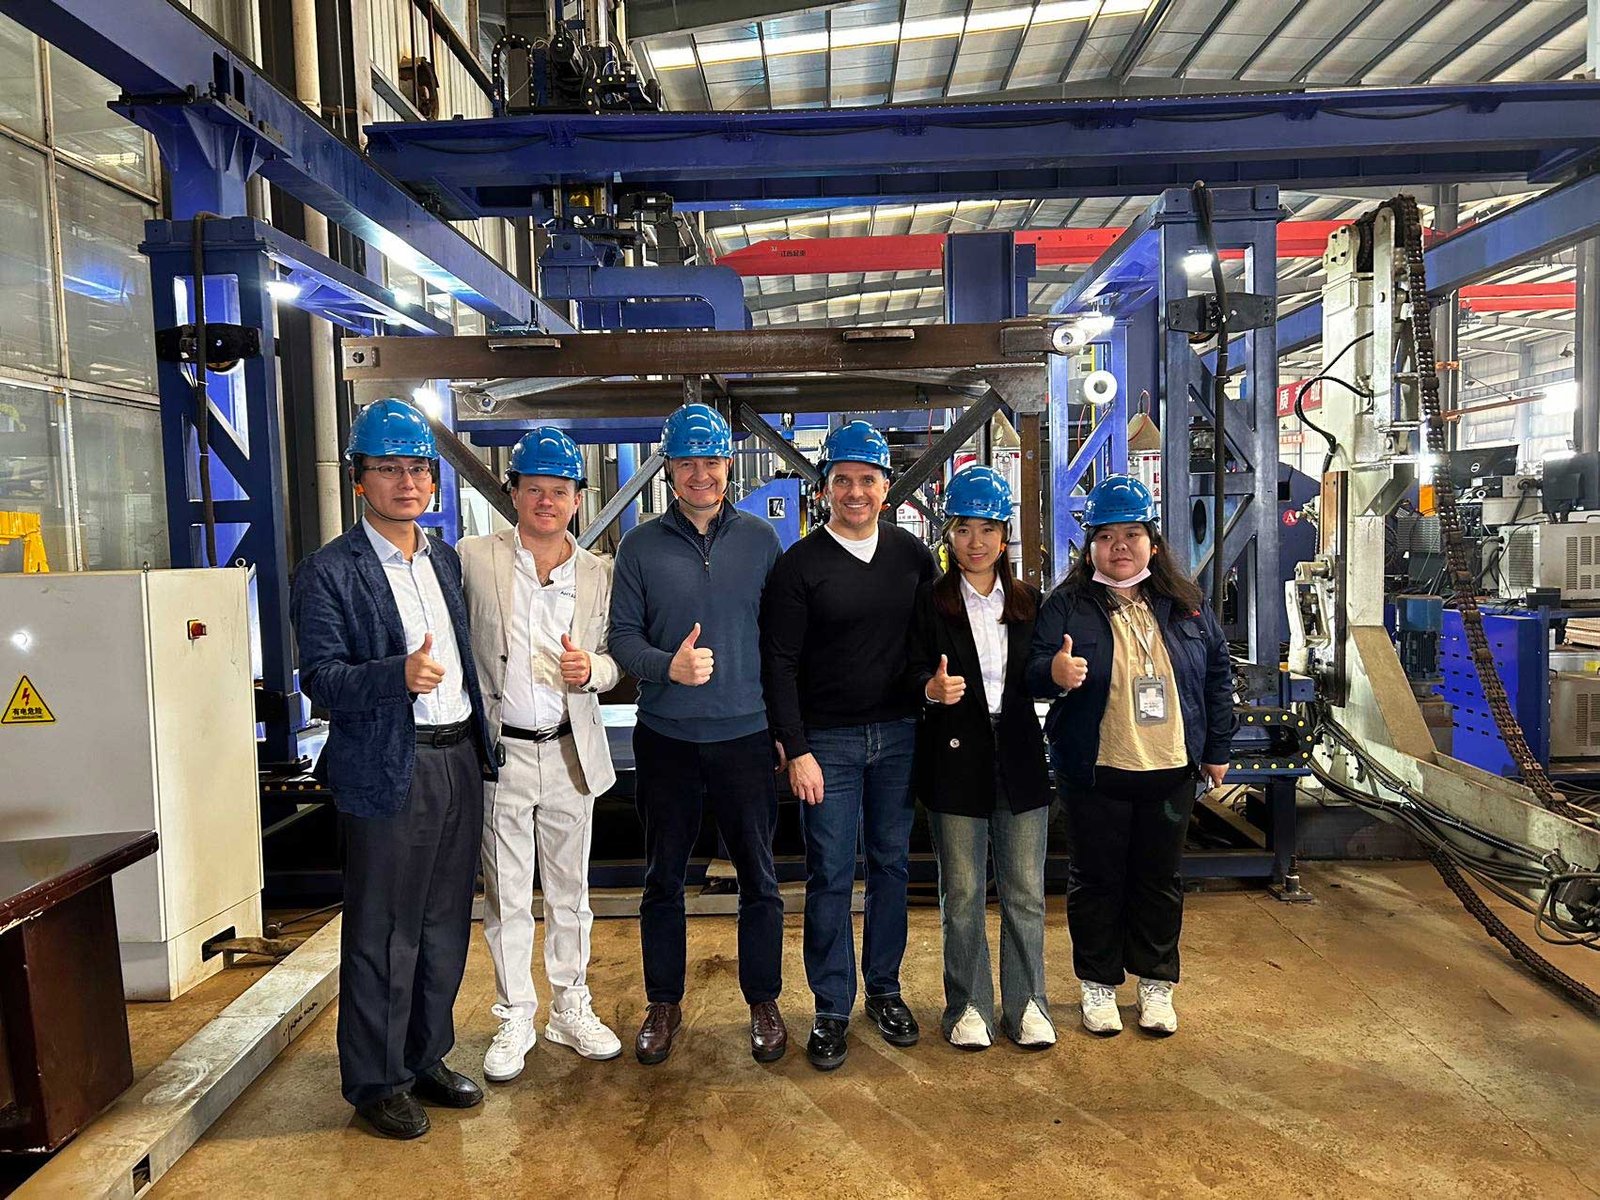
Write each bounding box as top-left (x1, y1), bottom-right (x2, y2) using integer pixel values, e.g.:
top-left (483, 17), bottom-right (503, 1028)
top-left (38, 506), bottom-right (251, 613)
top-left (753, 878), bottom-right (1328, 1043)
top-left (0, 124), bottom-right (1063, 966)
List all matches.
top-left (800, 719), bottom-right (918, 1020)
top-left (928, 806), bottom-right (1051, 1041)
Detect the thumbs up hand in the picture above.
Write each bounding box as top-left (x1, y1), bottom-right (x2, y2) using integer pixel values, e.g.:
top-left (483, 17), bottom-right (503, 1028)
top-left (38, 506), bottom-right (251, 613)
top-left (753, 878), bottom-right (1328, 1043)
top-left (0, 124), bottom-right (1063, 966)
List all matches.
top-left (559, 632), bottom-right (592, 687)
top-left (1051, 633), bottom-right (1089, 692)
top-left (669, 622), bottom-right (715, 686)
top-left (406, 632), bottom-right (446, 694)
top-left (925, 653), bottom-right (967, 705)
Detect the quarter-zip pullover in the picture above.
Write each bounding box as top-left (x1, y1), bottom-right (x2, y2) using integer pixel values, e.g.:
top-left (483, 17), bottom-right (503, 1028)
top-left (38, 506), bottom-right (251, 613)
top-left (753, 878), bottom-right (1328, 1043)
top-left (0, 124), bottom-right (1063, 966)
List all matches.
top-left (609, 500), bottom-right (781, 743)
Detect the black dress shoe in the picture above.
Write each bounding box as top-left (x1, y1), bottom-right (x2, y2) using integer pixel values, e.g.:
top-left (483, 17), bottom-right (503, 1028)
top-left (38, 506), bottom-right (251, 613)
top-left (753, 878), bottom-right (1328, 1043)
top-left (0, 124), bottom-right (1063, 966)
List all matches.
top-left (864, 996), bottom-right (920, 1047)
top-left (806, 1016), bottom-right (848, 1071)
top-left (357, 1092), bottom-right (430, 1140)
top-left (412, 1062), bottom-right (484, 1109)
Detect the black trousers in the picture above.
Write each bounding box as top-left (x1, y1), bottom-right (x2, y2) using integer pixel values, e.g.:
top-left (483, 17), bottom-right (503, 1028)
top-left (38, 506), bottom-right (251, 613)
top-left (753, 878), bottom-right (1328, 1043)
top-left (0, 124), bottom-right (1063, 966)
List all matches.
top-left (1062, 764), bottom-right (1196, 986)
top-left (633, 722), bottom-right (783, 1005)
top-left (338, 738), bottom-right (483, 1107)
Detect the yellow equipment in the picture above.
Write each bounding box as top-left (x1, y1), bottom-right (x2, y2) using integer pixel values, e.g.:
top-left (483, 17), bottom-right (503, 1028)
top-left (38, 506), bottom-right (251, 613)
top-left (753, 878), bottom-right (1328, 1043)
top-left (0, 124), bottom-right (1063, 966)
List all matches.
top-left (0, 512), bottom-right (49, 572)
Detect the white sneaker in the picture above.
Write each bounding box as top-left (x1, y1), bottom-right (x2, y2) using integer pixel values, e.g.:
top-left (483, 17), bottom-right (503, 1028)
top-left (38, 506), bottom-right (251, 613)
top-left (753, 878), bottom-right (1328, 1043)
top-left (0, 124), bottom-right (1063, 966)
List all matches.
top-left (1136, 978), bottom-right (1178, 1036)
top-left (1016, 999), bottom-right (1056, 1048)
top-left (545, 1002), bottom-right (623, 1061)
top-left (1079, 980), bottom-right (1122, 1037)
top-left (484, 1009), bottom-right (538, 1082)
top-left (948, 1005), bottom-right (991, 1050)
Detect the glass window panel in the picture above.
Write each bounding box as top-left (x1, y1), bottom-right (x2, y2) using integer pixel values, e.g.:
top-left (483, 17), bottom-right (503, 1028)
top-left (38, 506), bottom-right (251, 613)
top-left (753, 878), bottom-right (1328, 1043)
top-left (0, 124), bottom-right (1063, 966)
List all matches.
top-left (69, 394), bottom-right (169, 569)
top-left (0, 139), bottom-right (61, 375)
top-left (182, 0), bottom-right (261, 63)
top-left (438, 0), bottom-right (470, 41)
top-left (0, 14), bottom-right (43, 139)
top-left (49, 46), bottom-right (155, 192)
top-left (57, 164), bottom-right (158, 392)
top-left (0, 383), bottom-right (72, 572)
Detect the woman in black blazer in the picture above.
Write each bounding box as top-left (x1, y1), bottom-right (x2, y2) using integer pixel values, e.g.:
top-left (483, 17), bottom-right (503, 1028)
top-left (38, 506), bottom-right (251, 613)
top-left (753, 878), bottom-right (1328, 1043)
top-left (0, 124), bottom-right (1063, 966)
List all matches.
top-left (907, 467), bottom-right (1054, 1051)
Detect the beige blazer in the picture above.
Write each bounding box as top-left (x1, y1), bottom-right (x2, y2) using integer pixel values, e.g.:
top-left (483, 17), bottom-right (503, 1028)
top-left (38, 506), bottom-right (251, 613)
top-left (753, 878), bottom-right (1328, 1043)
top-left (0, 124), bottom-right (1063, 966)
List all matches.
top-left (458, 528), bottom-right (619, 796)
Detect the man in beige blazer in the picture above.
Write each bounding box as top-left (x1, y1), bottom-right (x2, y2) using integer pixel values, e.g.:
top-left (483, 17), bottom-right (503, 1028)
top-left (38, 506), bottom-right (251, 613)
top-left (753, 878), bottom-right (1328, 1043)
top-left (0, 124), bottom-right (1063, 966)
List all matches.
top-left (459, 427), bottom-right (622, 1081)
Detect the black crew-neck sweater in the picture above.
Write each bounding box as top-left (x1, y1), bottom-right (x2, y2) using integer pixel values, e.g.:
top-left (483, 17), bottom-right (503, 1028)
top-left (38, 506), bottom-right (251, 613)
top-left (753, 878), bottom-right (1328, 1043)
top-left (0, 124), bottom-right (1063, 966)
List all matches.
top-left (760, 521), bottom-right (937, 758)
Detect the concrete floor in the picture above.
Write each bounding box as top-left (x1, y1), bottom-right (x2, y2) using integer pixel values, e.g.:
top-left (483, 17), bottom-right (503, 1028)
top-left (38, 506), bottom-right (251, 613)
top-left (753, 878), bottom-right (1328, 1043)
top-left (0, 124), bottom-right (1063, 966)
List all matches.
top-left (130, 862), bottom-right (1600, 1199)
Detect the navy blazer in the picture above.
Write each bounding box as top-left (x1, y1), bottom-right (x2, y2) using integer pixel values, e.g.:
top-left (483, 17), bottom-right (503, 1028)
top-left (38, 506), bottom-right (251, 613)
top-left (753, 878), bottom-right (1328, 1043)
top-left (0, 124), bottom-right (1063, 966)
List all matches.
top-left (291, 523), bottom-right (495, 817)
top-left (1025, 584), bottom-right (1236, 791)
top-left (905, 580), bottom-right (1052, 817)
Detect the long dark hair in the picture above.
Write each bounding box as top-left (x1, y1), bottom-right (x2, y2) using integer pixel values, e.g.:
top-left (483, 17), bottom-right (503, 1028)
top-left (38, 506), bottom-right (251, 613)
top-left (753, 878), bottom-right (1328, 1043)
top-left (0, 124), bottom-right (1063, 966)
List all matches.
top-left (1063, 522), bottom-right (1206, 614)
top-left (932, 518), bottom-right (1038, 624)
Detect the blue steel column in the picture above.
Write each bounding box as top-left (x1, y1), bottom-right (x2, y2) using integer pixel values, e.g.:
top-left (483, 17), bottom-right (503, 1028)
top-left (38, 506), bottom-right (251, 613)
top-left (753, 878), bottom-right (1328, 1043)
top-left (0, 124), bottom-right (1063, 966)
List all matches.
top-left (1156, 187), bottom-right (1281, 670)
top-left (143, 218), bottom-right (299, 763)
top-left (617, 443), bottom-right (640, 534)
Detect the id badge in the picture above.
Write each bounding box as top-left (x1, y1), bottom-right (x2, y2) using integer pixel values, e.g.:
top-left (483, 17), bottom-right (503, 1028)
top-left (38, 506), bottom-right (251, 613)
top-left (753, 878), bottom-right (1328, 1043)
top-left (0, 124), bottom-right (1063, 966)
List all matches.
top-left (1134, 675), bottom-right (1169, 724)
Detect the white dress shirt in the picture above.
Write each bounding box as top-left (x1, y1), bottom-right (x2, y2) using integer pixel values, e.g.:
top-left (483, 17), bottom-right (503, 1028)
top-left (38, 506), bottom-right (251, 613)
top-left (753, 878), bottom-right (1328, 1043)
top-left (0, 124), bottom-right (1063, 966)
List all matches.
top-left (363, 518), bottom-right (472, 726)
top-left (825, 523), bottom-right (879, 563)
top-left (960, 574), bottom-right (1008, 717)
top-left (500, 537), bottom-right (578, 730)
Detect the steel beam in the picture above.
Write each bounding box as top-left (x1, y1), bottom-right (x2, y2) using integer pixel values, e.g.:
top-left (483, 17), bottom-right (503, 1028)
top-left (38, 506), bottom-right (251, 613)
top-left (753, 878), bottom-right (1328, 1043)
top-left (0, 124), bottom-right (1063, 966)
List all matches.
top-left (2, 0), bottom-right (561, 330)
top-left (885, 393), bottom-right (1002, 513)
top-left (363, 82), bottom-right (1600, 216)
top-left (343, 323), bottom-right (1060, 380)
top-left (424, 415), bottom-right (518, 526)
top-left (579, 452), bottom-right (666, 549)
top-left (734, 405), bottom-right (822, 486)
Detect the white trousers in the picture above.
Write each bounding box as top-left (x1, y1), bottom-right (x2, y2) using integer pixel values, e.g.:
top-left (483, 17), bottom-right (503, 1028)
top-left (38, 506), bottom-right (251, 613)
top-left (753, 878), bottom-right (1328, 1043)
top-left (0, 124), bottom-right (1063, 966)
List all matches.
top-left (481, 734), bottom-right (596, 1019)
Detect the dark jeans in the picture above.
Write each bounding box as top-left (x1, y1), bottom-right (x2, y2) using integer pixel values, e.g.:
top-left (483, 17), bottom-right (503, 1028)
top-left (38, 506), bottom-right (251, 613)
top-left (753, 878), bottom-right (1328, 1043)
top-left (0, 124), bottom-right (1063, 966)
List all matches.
top-left (338, 737), bottom-right (483, 1108)
top-left (633, 722), bottom-right (782, 1005)
top-left (800, 718), bottom-right (918, 1019)
top-left (1062, 765), bottom-right (1196, 987)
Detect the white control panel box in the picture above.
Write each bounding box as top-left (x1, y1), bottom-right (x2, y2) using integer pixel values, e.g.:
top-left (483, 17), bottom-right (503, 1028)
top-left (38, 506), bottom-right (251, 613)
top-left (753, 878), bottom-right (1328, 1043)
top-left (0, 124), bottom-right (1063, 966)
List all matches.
top-left (0, 568), bottom-right (263, 999)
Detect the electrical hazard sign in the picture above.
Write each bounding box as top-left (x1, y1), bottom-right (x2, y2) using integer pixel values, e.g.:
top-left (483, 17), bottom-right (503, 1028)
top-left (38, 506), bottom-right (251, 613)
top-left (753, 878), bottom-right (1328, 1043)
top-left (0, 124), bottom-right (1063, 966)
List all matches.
top-left (3, 675), bottom-right (55, 724)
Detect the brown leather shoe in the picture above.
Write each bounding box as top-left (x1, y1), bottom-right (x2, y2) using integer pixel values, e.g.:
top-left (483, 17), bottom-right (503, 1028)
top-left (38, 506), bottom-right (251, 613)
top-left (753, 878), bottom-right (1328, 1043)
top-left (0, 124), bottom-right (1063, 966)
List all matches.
top-left (635, 1002), bottom-right (682, 1065)
top-left (749, 1001), bottom-right (788, 1063)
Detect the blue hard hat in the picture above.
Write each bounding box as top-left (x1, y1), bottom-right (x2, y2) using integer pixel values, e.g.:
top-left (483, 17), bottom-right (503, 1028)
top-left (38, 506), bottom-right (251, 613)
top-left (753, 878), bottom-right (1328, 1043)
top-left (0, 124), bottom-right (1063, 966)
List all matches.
top-left (821, 420), bottom-right (891, 473)
top-left (1083, 473), bottom-right (1157, 527)
top-left (509, 426), bottom-right (586, 484)
top-left (660, 403), bottom-right (733, 459)
top-left (944, 466), bottom-right (1013, 523)
top-left (345, 398), bottom-right (437, 460)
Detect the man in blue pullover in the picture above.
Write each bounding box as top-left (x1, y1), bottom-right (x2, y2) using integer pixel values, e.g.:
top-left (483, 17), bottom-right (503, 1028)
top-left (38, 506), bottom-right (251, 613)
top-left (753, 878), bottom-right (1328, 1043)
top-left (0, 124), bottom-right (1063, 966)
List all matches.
top-left (608, 403), bottom-right (788, 1066)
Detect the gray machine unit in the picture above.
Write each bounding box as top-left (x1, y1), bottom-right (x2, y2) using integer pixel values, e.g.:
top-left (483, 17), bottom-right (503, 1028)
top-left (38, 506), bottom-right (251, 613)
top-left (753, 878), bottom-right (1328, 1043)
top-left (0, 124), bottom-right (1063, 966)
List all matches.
top-left (1496, 520), bottom-right (1600, 601)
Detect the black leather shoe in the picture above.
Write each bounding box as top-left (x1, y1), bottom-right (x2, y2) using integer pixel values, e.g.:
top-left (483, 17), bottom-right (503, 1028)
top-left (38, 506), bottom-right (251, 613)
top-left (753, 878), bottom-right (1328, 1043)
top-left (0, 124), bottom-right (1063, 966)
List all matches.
top-left (864, 996), bottom-right (920, 1047)
top-left (412, 1062), bottom-right (484, 1109)
top-left (806, 1016), bottom-right (848, 1071)
top-left (356, 1092), bottom-right (430, 1139)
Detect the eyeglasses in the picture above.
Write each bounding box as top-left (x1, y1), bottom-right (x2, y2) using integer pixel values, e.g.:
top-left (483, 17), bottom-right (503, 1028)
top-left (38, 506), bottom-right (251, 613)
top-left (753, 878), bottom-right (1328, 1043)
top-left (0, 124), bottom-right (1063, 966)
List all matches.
top-left (366, 464), bottom-right (433, 480)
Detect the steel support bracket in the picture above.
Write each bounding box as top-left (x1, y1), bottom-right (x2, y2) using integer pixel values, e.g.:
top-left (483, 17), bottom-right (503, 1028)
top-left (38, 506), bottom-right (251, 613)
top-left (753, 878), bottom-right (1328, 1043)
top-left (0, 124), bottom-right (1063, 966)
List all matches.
top-left (1167, 291), bottom-right (1274, 336)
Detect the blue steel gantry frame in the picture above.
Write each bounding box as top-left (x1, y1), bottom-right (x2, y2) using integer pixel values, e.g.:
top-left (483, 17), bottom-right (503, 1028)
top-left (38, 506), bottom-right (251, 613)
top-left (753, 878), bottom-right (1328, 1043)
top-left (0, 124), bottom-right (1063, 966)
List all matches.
top-left (1052, 187), bottom-right (1282, 682)
top-left (364, 83), bottom-right (1600, 217)
top-left (2, 0), bottom-right (556, 768)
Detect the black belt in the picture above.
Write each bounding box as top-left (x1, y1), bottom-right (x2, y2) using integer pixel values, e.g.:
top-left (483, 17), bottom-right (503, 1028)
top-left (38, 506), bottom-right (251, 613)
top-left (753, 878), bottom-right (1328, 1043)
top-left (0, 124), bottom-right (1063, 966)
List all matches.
top-left (501, 721), bottom-right (572, 743)
top-left (416, 719), bottom-right (472, 747)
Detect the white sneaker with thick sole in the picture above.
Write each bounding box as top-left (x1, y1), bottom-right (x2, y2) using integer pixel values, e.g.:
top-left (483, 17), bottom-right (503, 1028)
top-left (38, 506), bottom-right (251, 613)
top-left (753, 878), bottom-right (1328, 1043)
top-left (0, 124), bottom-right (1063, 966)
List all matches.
top-left (1079, 981), bottom-right (1122, 1037)
top-left (546, 1002), bottom-right (624, 1061)
top-left (1016, 999), bottom-right (1056, 1048)
top-left (1136, 978), bottom-right (1178, 1036)
top-left (948, 1005), bottom-right (991, 1050)
top-left (484, 1009), bottom-right (539, 1082)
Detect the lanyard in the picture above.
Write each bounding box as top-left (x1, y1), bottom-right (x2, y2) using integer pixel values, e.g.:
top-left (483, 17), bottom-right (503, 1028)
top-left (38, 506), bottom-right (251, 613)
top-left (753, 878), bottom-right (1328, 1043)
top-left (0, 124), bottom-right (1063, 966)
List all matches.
top-left (1113, 597), bottom-right (1158, 676)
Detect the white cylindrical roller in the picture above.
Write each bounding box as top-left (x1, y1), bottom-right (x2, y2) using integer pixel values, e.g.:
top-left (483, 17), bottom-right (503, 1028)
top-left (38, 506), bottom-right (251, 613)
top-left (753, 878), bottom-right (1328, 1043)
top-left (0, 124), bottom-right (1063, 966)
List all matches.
top-left (1082, 370), bottom-right (1119, 406)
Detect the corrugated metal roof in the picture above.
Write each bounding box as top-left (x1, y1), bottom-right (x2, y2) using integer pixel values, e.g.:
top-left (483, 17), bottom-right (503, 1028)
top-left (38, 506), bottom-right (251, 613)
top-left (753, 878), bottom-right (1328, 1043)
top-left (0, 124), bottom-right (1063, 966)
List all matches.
top-left (634, 0), bottom-right (1584, 353)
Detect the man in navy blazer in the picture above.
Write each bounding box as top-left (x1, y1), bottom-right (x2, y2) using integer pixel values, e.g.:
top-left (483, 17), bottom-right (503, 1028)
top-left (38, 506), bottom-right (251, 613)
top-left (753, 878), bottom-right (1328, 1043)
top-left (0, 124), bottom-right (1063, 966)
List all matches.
top-left (291, 398), bottom-right (496, 1140)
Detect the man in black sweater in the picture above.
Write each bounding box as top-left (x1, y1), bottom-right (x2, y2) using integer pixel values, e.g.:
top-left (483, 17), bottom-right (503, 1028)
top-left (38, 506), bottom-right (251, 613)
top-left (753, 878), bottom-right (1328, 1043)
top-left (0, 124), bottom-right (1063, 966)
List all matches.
top-left (760, 420), bottom-right (937, 1071)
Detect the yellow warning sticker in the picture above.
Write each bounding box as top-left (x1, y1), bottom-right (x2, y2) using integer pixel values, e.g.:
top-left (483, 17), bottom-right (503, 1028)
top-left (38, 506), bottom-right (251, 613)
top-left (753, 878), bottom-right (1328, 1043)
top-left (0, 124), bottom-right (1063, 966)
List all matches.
top-left (3, 675), bottom-right (55, 724)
